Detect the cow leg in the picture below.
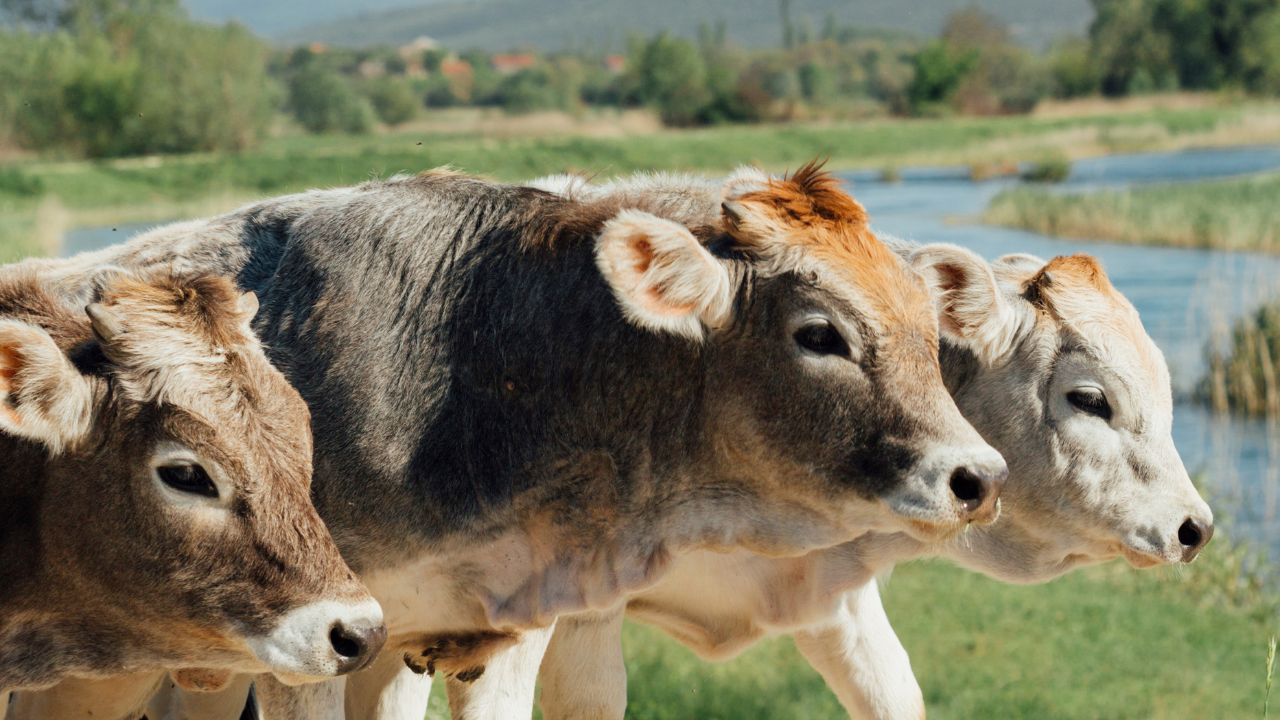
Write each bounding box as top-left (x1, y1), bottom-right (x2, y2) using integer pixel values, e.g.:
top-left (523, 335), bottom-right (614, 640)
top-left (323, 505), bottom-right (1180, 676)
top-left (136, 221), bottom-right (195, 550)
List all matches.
top-left (536, 607), bottom-right (627, 720)
top-left (8, 671), bottom-right (164, 720)
top-left (343, 650), bottom-right (433, 720)
top-left (446, 623), bottom-right (556, 720)
top-left (253, 676), bottom-right (344, 720)
top-left (791, 583), bottom-right (925, 720)
top-left (145, 673), bottom-right (253, 720)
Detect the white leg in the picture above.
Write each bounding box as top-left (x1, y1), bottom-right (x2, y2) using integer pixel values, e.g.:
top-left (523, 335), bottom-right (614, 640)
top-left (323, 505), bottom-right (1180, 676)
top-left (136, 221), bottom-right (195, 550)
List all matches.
top-left (146, 673), bottom-right (253, 720)
top-left (254, 676), bottom-right (344, 720)
top-left (537, 608), bottom-right (627, 720)
top-left (8, 671), bottom-right (164, 720)
top-left (343, 651), bottom-right (433, 720)
top-left (446, 624), bottom-right (556, 720)
top-left (792, 583), bottom-right (925, 720)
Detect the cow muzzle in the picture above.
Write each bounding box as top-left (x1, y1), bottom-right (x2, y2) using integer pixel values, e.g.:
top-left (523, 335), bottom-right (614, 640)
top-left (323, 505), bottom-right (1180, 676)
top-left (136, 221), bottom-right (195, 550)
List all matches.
top-left (247, 599), bottom-right (387, 682)
top-left (886, 442), bottom-right (1008, 542)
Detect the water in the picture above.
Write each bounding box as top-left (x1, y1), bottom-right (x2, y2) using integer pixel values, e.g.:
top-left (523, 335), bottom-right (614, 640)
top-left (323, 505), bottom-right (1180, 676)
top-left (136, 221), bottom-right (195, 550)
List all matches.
top-left (839, 147), bottom-right (1280, 557)
top-left (61, 147), bottom-right (1280, 556)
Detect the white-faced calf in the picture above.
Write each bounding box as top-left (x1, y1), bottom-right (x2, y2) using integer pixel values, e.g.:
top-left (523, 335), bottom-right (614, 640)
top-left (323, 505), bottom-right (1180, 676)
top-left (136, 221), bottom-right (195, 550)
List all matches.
top-left (0, 272), bottom-right (385, 698)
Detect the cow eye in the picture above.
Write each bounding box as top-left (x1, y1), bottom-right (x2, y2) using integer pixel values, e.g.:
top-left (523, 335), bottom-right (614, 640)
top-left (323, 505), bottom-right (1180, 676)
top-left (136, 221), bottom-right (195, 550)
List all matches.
top-left (1067, 389), bottom-right (1112, 421)
top-left (157, 463), bottom-right (218, 498)
top-left (795, 320), bottom-right (850, 357)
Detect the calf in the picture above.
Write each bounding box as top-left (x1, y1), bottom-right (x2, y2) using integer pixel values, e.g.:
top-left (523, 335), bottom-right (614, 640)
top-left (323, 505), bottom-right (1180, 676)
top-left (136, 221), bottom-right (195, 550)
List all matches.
top-left (0, 271), bottom-right (384, 714)
top-left (430, 173), bottom-right (1214, 720)
top-left (12, 165), bottom-right (1004, 718)
top-left (523, 231), bottom-right (1213, 719)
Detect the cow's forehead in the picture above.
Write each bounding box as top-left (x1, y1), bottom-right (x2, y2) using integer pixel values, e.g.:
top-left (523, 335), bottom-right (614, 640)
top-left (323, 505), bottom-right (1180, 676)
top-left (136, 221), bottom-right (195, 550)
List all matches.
top-left (1032, 255), bottom-right (1168, 402)
top-left (733, 170), bottom-right (935, 339)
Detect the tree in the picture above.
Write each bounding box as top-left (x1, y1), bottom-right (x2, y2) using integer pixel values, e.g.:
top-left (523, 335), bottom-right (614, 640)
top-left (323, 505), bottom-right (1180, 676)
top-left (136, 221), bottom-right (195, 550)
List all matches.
top-left (635, 32), bottom-right (710, 125)
top-left (364, 76), bottom-right (419, 125)
top-left (907, 40), bottom-right (977, 111)
top-left (289, 64), bottom-right (374, 134)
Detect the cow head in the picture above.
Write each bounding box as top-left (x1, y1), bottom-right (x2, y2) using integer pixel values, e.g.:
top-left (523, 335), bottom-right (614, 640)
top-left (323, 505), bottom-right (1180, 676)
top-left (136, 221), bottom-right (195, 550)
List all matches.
top-left (0, 272), bottom-right (385, 686)
top-left (911, 246), bottom-right (1214, 580)
top-left (591, 163), bottom-right (1007, 548)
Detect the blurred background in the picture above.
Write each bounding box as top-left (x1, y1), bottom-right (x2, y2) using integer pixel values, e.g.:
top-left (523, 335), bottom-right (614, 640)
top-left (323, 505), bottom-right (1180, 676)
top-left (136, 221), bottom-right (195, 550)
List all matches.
top-left (4, 0), bottom-right (1280, 717)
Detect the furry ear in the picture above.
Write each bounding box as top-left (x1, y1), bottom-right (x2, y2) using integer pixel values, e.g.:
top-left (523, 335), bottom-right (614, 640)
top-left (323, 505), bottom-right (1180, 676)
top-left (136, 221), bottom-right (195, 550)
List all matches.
top-left (721, 165), bottom-right (771, 201)
top-left (596, 209), bottom-right (735, 341)
top-left (0, 320), bottom-right (95, 452)
top-left (910, 244), bottom-right (1024, 366)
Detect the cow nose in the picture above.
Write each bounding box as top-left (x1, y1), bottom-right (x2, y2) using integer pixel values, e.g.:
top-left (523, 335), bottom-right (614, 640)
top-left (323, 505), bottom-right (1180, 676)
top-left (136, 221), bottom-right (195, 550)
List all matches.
top-left (1177, 517), bottom-right (1214, 562)
top-left (949, 462), bottom-right (1007, 525)
top-left (330, 622), bottom-right (387, 674)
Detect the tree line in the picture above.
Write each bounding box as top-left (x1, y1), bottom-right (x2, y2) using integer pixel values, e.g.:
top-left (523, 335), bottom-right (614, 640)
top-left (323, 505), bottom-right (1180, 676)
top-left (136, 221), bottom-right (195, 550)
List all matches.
top-left (5, 0), bottom-right (1280, 158)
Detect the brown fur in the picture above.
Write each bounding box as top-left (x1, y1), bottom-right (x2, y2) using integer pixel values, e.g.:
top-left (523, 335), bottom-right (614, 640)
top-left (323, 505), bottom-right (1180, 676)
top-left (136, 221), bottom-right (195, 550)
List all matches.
top-left (0, 270), bottom-right (374, 690)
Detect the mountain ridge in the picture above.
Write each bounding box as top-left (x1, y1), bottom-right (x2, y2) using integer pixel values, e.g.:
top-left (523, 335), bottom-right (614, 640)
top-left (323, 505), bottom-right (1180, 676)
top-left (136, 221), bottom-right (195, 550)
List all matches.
top-left (271, 0), bottom-right (1094, 51)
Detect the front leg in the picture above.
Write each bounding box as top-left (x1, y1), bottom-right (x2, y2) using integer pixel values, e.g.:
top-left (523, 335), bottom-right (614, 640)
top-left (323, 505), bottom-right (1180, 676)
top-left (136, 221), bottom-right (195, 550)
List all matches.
top-left (536, 608), bottom-right (627, 720)
top-left (446, 624), bottom-right (555, 720)
top-left (8, 672), bottom-right (164, 720)
top-left (343, 650), bottom-right (433, 720)
top-left (253, 676), bottom-right (344, 720)
top-left (792, 583), bottom-right (924, 720)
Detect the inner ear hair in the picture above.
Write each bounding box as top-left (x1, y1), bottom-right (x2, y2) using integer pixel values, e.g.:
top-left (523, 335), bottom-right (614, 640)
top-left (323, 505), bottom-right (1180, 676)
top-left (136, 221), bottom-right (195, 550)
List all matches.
top-left (1022, 267), bottom-right (1055, 308)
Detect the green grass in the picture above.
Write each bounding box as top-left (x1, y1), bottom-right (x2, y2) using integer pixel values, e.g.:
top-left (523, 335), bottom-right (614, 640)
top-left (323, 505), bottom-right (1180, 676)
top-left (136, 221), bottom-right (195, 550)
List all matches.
top-left (419, 527), bottom-right (1278, 720)
top-left (5, 99), bottom-right (1280, 259)
top-left (984, 171), bottom-right (1280, 253)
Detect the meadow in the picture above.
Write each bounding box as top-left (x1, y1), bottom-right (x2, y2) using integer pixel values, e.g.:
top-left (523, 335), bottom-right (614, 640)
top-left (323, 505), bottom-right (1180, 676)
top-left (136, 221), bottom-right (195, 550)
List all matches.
top-left (984, 171), bottom-right (1280, 253)
top-left (7, 98), bottom-right (1280, 259)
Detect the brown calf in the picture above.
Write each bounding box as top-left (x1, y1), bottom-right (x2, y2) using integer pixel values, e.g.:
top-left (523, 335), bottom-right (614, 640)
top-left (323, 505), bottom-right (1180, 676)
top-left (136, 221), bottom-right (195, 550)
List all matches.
top-left (0, 271), bottom-right (385, 701)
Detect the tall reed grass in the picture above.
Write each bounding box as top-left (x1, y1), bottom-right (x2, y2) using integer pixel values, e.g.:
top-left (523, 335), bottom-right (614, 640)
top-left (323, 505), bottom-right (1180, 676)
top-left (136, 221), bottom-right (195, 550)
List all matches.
top-left (984, 173), bottom-right (1280, 253)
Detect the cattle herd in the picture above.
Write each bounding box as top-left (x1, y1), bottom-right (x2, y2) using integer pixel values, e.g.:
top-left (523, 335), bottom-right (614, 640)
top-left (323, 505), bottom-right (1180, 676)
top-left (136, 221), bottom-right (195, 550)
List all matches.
top-left (0, 161), bottom-right (1214, 720)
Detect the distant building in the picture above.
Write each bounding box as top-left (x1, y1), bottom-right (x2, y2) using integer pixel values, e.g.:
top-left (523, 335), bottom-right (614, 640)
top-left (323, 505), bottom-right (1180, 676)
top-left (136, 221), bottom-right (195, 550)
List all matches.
top-left (400, 36), bottom-right (440, 57)
top-left (358, 60), bottom-right (387, 78)
top-left (440, 58), bottom-right (473, 79)
top-left (604, 54), bottom-right (626, 74)
top-left (491, 53), bottom-right (537, 74)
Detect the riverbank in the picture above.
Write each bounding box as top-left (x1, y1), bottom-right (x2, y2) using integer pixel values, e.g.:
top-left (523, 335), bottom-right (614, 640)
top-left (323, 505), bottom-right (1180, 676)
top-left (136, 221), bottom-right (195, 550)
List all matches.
top-left (6, 99), bottom-right (1280, 258)
top-left (984, 171), bottom-right (1280, 253)
top-left (420, 525), bottom-right (1277, 720)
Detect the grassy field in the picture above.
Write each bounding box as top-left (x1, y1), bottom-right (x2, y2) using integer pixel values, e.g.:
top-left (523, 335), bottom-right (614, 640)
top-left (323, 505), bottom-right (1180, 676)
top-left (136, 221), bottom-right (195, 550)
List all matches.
top-left (6, 100), bottom-right (1280, 258)
top-left (415, 523), bottom-right (1278, 720)
top-left (984, 172), bottom-right (1280, 253)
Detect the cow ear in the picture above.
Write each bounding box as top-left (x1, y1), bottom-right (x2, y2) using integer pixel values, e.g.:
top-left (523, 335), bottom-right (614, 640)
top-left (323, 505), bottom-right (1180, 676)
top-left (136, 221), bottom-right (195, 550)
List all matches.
top-left (0, 320), bottom-right (95, 453)
top-left (910, 244), bottom-right (1023, 366)
top-left (596, 209), bottom-right (734, 341)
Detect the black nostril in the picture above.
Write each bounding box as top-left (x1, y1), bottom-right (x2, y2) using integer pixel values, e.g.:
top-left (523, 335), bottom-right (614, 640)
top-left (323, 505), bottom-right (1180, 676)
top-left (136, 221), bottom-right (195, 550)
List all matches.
top-left (949, 467), bottom-right (985, 504)
top-left (330, 626), bottom-right (363, 659)
top-left (1178, 519), bottom-right (1204, 548)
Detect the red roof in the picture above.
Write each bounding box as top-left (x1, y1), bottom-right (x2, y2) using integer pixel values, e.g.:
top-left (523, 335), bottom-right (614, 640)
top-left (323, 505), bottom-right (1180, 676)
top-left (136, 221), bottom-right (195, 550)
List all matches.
top-left (491, 53), bottom-right (537, 74)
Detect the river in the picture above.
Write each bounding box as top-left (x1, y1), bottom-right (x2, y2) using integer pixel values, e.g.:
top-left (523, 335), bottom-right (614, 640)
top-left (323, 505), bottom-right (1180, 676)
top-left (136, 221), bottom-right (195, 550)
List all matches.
top-left (61, 146), bottom-right (1280, 557)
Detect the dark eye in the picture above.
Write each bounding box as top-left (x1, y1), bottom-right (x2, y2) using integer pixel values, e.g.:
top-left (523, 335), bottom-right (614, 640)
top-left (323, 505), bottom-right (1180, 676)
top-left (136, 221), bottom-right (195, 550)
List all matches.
top-left (1067, 389), bottom-right (1112, 421)
top-left (157, 464), bottom-right (218, 498)
top-left (794, 320), bottom-right (850, 357)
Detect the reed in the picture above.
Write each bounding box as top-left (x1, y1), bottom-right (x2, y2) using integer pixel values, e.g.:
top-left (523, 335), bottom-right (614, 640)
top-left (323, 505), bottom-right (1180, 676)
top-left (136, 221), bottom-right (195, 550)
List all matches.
top-left (985, 173), bottom-right (1280, 253)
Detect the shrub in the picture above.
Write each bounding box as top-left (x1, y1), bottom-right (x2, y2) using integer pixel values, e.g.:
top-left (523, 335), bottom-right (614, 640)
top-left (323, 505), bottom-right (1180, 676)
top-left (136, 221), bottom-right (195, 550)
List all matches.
top-left (289, 66), bottom-right (374, 134)
top-left (363, 76), bottom-right (419, 126)
top-left (0, 168), bottom-right (44, 197)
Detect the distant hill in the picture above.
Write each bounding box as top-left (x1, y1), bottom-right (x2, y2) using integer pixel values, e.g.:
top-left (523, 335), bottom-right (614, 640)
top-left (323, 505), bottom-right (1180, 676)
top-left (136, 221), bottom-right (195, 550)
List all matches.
top-left (277, 0), bottom-right (1090, 51)
top-left (277, 0), bottom-right (1094, 51)
top-left (183, 0), bottom-right (457, 37)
